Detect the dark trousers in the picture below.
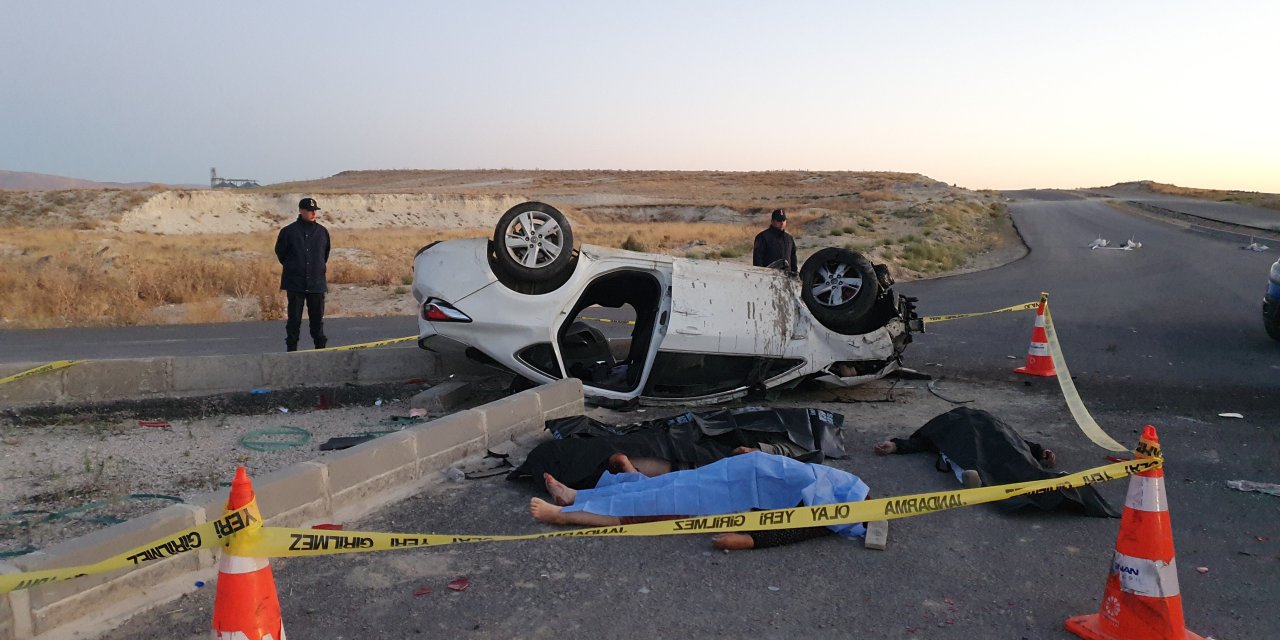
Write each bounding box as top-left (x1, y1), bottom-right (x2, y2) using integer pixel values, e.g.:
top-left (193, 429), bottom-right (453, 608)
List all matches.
top-left (285, 291), bottom-right (326, 351)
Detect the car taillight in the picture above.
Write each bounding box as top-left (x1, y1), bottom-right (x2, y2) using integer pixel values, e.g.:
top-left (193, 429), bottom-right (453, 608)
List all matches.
top-left (422, 298), bottom-right (472, 323)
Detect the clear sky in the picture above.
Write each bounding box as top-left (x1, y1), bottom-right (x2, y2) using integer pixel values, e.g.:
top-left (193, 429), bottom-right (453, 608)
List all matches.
top-left (2, 1), bottom-right (1277, 191)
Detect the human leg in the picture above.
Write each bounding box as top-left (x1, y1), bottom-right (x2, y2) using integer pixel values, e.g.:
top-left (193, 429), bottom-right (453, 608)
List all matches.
top-left (284, 291), bottom-right (305, 351)
top-left (543, 473), bottom-right (577, 506)
top-left (305, 292), bottom-right (326, 349)
top-left (529, 498), bottom-right (622, 527)
top-left (608, 452), bottom-right (671, 477)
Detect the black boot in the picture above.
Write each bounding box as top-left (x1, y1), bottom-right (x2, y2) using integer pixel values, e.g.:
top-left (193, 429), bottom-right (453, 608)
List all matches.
top-left (286, 342), bottom-right (298, 352)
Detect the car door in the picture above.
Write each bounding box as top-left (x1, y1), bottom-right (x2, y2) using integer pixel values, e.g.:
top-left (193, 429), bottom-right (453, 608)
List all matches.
top-left (664, 258), bottom-right (794, 357)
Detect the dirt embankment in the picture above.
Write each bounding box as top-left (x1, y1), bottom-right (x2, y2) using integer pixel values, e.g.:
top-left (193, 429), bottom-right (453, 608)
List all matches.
top-left (115, 191), bottom-right (532, 235)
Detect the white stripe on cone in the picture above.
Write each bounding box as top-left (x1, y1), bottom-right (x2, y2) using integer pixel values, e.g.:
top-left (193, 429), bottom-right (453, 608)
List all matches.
top-left (215, 631), bottom-right (282, 640)
top-left (1123, 474), bottom-right (1168, 513)
top-left (217, 554), bottom-right (269, 575)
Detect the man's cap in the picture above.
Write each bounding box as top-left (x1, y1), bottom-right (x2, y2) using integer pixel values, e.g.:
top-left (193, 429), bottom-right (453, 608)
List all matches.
top-left (771, 209), bottom-right (786, 222)
top-left (299, 197), bottom-right (321, 211)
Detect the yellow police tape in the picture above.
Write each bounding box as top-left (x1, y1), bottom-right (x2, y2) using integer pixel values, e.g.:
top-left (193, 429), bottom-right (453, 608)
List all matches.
top-left (921, 300), bottom-right (1041, 325)
top-left (319, 336), bottom-right (416, 351)
top-left (1043, 306), bottom-right (1128, 452)
top-left (0, 336), bottom-right (416, 388)
top-left (0, 504), bottom-right (261, 594)
top-left (0, 455), bottom-right (1159, 594)
top-left (579, 316), bottom-right (636, 326)
top-left (0, 360), bottom-right (79, 387)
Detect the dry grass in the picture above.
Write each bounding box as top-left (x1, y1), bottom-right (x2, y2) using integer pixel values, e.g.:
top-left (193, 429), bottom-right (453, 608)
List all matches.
top-left (0, 227), bottom-right (477, 328)
top-left (575, 221), bottom-right (760, 255)
top-left (1136, 181), bottom-right (1280, 211)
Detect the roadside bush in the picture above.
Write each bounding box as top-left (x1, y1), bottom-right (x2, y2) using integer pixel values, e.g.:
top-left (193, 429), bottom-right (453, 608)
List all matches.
top-left (621, 235), bottom-right (647, 252)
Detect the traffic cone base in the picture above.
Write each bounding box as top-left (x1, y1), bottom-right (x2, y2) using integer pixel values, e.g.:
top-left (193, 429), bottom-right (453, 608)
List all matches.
top-left (1015, 298), bottom-right (1057, 376)
top-left (1065, 427), bottom-right (1204, 640)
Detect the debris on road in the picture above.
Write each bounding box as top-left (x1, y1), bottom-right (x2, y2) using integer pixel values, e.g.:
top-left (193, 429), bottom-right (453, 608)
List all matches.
top-left (413, 585), bottom-right (432, 597)
top-left (239, 426), bottom-right (312, 452)
top-left (318, 435), bottom-right (377, 451)
top-left (1226, 480), bottom-right (1280, 497)
top-left (447, 577), bottom-right (469, 592)
top-left (137, 420), bottom-right (170, 429)
top-left (250, 388), bottom-right (272, 395)
top-left (1218, 412), bottom-right (1244, 419)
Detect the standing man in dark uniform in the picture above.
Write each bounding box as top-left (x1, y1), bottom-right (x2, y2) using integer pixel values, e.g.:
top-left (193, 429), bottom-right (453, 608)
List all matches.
top-left (275, 197), bottom-right (331, 351)
top-left (752, 208), bottom-right (797, 273)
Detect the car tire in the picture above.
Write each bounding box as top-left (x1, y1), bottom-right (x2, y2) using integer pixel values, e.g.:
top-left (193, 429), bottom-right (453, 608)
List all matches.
top-left (491, 202), bottom-right (576, 292)
top-left (800, 247), bottom-right (880, 334)
top-left (1266, 314), bottom-right (1280, 341)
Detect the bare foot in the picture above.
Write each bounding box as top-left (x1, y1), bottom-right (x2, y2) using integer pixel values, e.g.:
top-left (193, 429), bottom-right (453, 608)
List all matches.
top-left (873, 441), bottom-right (897, 455)
top-left (711, 533), bottom-right (755, 551)
top-left (530, 498), bottom-right (568, 525)
top-left (608, 452), bottom-right (639, 474)
top-left (542, 473), bottom-right (576, 506)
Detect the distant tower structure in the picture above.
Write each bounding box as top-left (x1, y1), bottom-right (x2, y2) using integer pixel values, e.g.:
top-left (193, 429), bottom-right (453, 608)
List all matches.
top-left (210, 167), bottom-right (261, 189)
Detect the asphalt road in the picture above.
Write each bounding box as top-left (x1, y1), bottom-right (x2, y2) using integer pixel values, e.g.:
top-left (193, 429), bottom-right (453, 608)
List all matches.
top-left (896, 193), bottom-right (1279, 410)
top-left (0, 316), bottom-right (419, 364)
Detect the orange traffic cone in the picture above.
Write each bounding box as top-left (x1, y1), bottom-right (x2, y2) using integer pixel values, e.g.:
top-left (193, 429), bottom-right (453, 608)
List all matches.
top-left (1064, 426), bottom-right (1205, 640)
top-left (1015, 294), bottom-right (1056, 377)
top-left (211, 467), bottom-right (286, 640)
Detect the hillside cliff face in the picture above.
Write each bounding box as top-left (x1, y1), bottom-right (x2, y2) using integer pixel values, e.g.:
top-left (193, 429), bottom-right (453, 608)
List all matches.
top-left (115, 191), bottom-right (530, 234)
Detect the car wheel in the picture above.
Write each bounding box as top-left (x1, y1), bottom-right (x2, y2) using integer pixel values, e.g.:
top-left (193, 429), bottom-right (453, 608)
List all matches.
top-left (491, 202), bottom-right (576, 290)
top-left (800, 247), bottom-right (880, 334)
top-left (1266, 313), bottom-right (1280, 341)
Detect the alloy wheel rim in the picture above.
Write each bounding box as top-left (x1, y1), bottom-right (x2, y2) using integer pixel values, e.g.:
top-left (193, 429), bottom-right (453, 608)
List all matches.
top-left (811, 261), bottom-right (862, 306)
top-left (503, 211), bottom-right (564, 268)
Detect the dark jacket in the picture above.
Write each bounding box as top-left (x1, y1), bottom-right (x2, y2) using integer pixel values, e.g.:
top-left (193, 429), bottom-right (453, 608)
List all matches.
top-left (275, 217), bottom-right (330, 293)
top-left (752, 226), bottom-right (797, 272)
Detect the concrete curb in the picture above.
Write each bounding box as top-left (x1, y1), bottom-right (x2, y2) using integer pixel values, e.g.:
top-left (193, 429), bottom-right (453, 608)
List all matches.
top-left (0, 346), bottom-right (443, 410)
top-left (0, 378), bottom-right (584, 640)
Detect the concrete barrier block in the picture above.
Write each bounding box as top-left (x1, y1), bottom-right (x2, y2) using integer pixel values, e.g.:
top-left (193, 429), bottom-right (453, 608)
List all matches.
top-left (0, 562), bottom-right (33, 640)
top-left (355, 347), bottom-right (437, 383)
top-left (61, 357), bottom-right (172, 402)
top-left (253, 462), bottom-right (330, 527)
top-left (534, 379), bottom-right (584, 420)
top-left (172, 354), bottom-right (265, 393)
top-left (323, 432), bottom-right (418, 514)
top-left (11, 505), bottom-right (200, 635)
top-left (406, 410), bottom-right (487, 475)
top-left (474, 390), bottom-right (542, 446)
top-left (262, 351), bottom-right (358, 388)
top-left (0, 362), bottom-right (65, 408)
top-left (410, 380), bottom-right (473, 413)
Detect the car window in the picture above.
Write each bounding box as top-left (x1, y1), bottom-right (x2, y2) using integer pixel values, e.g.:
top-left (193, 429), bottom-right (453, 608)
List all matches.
top-left (516, 343), bottom-right (562, 378)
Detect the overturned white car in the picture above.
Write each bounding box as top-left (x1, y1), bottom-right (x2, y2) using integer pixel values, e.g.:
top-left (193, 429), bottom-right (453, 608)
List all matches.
top-left (412, 202), bottom-right (922, 405)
